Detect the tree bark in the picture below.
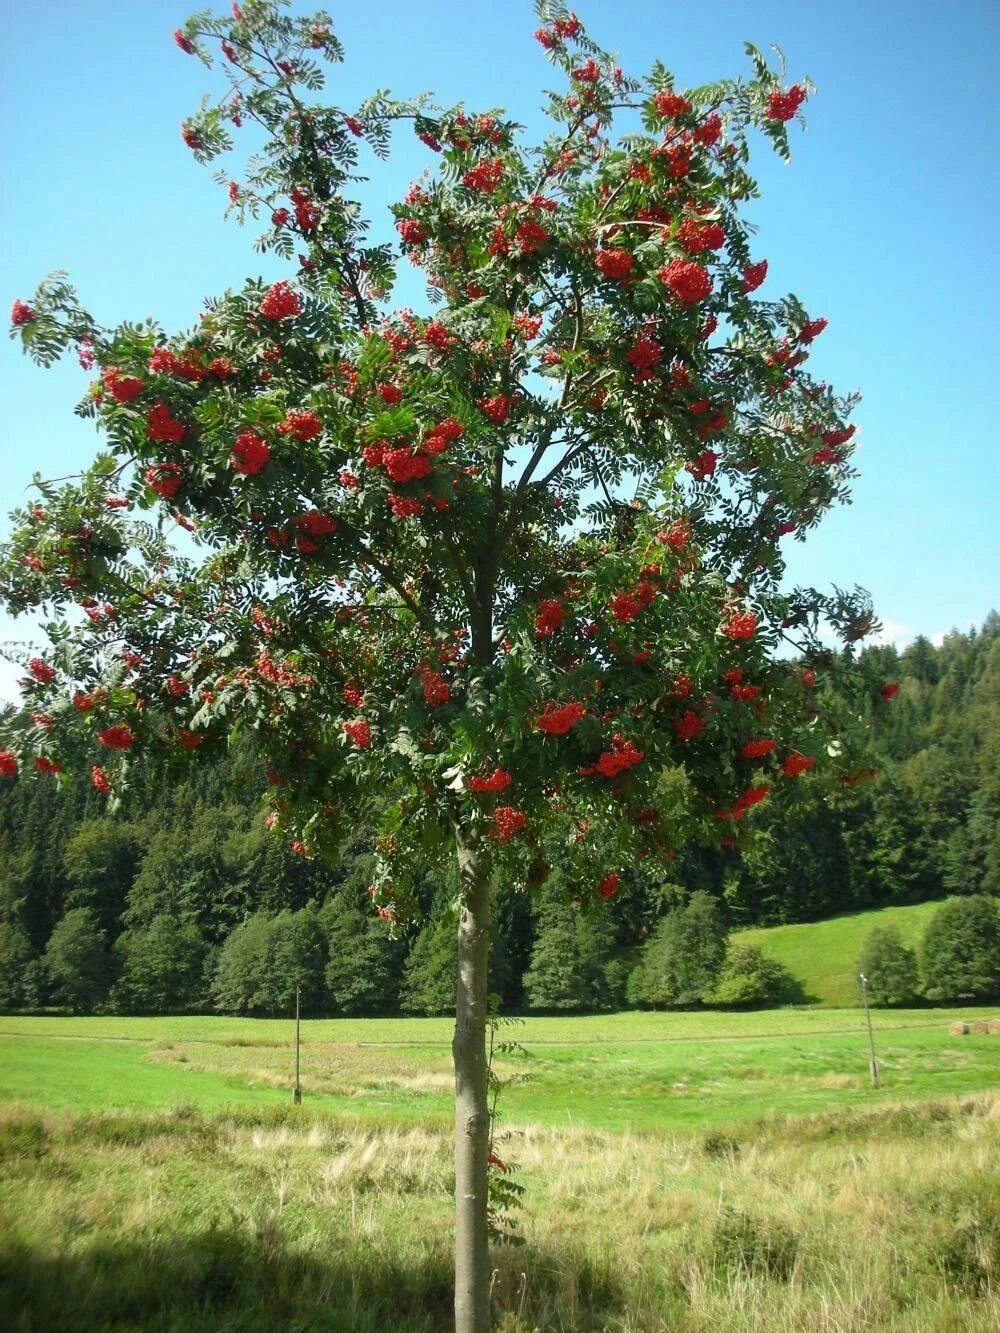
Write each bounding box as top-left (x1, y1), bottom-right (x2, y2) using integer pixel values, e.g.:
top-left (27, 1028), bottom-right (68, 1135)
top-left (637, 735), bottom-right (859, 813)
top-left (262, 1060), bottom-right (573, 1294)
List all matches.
top-left (452, 820), bottom-right (492, 1333)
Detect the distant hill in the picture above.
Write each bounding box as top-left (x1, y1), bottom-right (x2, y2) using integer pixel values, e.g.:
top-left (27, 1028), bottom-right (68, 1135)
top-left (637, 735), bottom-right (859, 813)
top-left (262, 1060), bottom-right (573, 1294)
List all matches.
top-left (734, 898), bottom-right (955, 1007)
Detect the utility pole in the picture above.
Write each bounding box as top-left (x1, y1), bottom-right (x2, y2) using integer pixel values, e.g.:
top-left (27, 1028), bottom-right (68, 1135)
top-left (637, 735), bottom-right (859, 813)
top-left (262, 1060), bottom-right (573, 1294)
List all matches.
top-left (293, 984), bottom-right (302, 1104)
top-left (859, 973), bottom-right (880, 1089)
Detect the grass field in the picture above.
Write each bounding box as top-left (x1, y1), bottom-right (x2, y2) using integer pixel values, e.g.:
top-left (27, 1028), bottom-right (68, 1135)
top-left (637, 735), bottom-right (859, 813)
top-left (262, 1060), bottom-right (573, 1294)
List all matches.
top-left (3, 1007), bottom-right (1000, 1132)
top-left (1, 1009), bottom-right (999, 1329)
top-left (734, 897), bottom-right (951, 1006)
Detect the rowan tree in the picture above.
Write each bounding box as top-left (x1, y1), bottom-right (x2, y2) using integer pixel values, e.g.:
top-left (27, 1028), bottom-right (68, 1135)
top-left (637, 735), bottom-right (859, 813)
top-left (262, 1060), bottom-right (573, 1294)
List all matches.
top-left (2, 3), bottom-right (888, 1326)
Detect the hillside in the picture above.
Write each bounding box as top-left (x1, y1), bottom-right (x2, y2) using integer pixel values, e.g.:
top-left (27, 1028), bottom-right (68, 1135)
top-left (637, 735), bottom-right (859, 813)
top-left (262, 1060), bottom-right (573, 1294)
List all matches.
top-left (734, 898), bottom-right (952, 1007)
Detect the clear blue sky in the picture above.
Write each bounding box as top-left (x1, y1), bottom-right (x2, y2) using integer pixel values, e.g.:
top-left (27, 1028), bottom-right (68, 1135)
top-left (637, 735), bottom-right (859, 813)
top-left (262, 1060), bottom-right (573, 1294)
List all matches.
top-left (1, 0), bottom-right (997, 694)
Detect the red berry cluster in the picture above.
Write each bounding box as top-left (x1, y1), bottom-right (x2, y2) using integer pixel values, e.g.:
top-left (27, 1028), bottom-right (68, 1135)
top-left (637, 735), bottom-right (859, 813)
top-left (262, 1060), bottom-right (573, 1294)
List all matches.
top-left (468, 767), bottom-right (512, 793)
top-left (537, 701), bottom-right (586, 735)
top-left (259, 281), bottom-right (301, 320)
top-left (659, 259), bottom-right (713, 303)
top-left (493, 806), bottom-right (526, 841)
top-left (767, 85), bottom-right (807, 122)
top-left (231, 430), bottom-right (271, 476)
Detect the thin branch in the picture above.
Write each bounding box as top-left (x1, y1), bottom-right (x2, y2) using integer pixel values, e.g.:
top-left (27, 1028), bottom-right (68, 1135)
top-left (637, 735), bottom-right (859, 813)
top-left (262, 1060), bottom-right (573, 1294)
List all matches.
top-left (335, 521), bottom-right (435, 636)
top-left (437, 525), bottom-right (476, 607)
top-left (535, 437), bottom-right (592, 491)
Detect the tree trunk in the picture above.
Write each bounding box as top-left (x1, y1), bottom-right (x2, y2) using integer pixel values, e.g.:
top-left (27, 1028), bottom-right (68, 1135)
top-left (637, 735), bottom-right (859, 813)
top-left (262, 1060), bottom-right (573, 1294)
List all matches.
top-left (452, 820), bottom-right (491, 1333)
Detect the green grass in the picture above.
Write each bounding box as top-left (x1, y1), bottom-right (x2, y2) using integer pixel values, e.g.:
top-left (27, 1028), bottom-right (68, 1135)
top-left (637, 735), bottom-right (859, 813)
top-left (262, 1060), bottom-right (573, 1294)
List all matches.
top-left (1, 1092), bottom-right (998, 1330)
top-left (0, 999), bottom-right (978, 1045)
top-left (1, 1010), bottom-right (998, 1329)
top-left (734, 897), bottom-right (952, 1006)
top-left (2, 1008), bottom-right (998, 1133)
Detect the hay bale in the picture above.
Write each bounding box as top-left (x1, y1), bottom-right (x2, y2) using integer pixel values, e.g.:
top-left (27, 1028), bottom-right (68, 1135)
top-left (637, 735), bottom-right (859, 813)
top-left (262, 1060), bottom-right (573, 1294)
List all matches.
top-left (970, 1020), bottom-right (989, 1035)
top-left (988, 1020), bottom-right (1000, 1035)
top-left (950, 1021), bottom-right (969, 1036)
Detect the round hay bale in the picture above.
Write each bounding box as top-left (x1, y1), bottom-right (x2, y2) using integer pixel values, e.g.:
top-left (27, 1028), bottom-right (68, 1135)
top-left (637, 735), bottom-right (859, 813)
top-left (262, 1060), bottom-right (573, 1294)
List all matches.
top-left (949, 1021), bottom-right (970, 1036)
top-left (988, 1020), bottom-right (1000, 1035)
top-left (970, 1020), bottom-right (989, 1035)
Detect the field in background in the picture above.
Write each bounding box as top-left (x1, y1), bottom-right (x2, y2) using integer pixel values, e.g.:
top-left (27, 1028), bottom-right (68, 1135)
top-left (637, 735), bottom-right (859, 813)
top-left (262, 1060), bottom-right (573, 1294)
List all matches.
top-left (2, 1008), bottom-right (999, 1133)
top-left (733, 898), bottom-right (950, 1006)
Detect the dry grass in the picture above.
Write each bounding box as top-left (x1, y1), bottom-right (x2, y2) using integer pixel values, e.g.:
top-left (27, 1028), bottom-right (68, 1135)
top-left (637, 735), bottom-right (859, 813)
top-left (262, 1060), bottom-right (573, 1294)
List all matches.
top-left (1, 1093), bottom-right (998, 1330)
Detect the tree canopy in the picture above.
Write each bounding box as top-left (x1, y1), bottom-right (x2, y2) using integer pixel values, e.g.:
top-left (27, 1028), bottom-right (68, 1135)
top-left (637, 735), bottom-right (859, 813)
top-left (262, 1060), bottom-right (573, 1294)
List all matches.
top-left (1, 2), bottom-right (884, 921)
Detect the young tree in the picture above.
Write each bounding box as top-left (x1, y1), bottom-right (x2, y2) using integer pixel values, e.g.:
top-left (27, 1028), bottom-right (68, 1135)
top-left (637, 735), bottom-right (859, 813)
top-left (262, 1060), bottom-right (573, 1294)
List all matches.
top-left (856, 924), bottom-right (918, 1007)
top-left (1, 5), bottom-right (883, 1326)
top-left (708, 941), bottom-right (803, 1007)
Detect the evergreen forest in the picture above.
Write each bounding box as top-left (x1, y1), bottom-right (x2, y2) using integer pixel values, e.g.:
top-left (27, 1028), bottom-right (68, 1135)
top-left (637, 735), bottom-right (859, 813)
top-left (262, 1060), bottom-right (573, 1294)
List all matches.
top-left (2, 619), bottom-right (997, 1015)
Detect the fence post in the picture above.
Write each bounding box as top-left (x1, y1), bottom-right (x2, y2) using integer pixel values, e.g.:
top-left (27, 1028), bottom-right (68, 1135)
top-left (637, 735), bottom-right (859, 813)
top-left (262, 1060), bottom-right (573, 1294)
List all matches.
top-left (293, 984), bottom-right (302, 1104)
top-left (859, 973), bottom-right (880, 1089)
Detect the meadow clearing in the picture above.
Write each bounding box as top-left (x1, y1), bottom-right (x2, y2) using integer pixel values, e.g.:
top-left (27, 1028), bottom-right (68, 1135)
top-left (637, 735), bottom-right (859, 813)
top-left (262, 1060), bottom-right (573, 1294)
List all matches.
top-left (734, 899), bottom-right (949, 1007)
top-left (1, 1008), bottom-right (999, 1330)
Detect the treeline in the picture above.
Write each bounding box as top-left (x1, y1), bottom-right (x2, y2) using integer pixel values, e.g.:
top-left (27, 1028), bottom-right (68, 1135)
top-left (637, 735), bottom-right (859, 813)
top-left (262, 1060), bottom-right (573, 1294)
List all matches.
top-left (1, 616), bottom-right (998, 1016)
top-left (858, 899), bottom-right (1000, 1006)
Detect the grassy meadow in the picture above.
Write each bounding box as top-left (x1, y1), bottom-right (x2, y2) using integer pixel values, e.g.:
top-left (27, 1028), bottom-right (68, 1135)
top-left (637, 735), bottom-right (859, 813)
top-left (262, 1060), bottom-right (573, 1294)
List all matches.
top-left (733, 898), bottom-right (951, 1006)
top-left (2, 1009), bottom-right (999, 1329)
top-left (2, 1007), bottom-right (1000, 1132)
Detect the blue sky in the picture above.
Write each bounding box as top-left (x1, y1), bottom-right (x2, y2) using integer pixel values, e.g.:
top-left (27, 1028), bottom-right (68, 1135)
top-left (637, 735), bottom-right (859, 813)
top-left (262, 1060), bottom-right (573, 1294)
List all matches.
top-left (1, 0), bottom-right (997, 695)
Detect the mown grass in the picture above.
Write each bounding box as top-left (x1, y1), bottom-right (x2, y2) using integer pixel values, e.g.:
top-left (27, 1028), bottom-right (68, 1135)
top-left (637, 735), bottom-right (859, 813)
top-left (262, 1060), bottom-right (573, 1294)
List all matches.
top-left (0, 1000), bottom-right (986, 1045)
top-left (2, 1009), bottom-right (998, 1133)
top-left (1, 1093), bottom-right (998, 1330)
top-left (734, 897), bottom-right (951, 1006)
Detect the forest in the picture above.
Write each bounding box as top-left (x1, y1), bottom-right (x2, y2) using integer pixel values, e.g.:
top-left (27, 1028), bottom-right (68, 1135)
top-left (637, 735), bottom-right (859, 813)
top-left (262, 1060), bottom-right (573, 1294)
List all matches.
top-left (2, 617), bottom-right (997, 1016)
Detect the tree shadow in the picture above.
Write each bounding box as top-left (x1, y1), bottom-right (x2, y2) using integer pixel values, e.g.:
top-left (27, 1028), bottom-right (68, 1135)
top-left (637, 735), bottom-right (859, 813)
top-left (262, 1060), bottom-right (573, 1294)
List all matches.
top-left (774, 974), bottom-right (816, 1006)
top-left (0, 1231), bottom-right (454, 1332)
top-left (0, 1230), bottom-right (645, 1332)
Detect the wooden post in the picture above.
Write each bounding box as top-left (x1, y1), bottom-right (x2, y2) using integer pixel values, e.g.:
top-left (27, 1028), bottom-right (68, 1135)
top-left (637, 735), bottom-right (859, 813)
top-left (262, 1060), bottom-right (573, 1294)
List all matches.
top-left (859, 973), bottom-right (880, 1089)
top-left (293, 984), bottom-right (302, 1104)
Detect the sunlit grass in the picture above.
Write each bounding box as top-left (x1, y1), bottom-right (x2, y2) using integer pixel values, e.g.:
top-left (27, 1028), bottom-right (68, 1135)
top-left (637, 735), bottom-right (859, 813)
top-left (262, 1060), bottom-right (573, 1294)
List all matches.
top-left (1, 1093), bottom-right (997, 1330)
top-left (2, 1009), bottom-right (998, 1327)
top-left (2, 1008), bottom-right (998, 1133)
top-left (734, 897), bottom-right (952, 1006)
